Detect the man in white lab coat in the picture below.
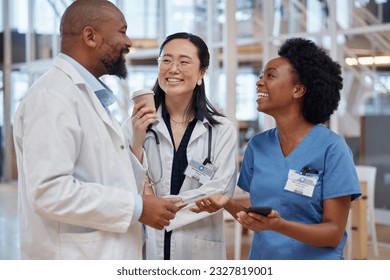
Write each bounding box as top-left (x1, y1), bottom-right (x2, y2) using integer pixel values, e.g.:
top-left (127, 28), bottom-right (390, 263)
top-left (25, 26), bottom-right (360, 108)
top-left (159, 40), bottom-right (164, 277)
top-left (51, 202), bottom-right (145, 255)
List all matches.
top-left (13, 0), bottom-right (180, 259)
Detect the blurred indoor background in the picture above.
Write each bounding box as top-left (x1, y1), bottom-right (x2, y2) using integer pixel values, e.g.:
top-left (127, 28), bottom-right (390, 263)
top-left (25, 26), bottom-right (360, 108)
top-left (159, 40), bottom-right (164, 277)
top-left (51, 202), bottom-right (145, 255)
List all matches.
top-left (1, 0), bottom-right (390, 259)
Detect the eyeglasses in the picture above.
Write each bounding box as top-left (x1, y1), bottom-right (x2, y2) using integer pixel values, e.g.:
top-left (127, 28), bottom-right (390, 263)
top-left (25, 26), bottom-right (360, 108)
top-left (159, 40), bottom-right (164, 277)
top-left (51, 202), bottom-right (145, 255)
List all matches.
top-left (157, 56), bottom-right (198, 71)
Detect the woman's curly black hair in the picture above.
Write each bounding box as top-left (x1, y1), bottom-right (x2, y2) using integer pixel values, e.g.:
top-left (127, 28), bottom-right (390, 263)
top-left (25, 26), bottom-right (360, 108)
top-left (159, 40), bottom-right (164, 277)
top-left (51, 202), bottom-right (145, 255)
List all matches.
top-left (278, 37), bottom-right (343, 124)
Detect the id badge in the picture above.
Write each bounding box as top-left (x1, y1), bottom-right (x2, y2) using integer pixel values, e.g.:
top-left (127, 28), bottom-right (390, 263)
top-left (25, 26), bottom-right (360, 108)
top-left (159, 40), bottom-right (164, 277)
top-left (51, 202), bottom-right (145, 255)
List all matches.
top-left (184, 159), bottom-right (216, 184)
top-left (284, 169), bottom-right (318, 197)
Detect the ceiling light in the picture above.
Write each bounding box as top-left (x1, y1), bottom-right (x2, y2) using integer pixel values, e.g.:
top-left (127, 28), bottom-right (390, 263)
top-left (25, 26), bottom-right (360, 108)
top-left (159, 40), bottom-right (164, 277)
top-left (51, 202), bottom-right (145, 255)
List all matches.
top-left (345, 56), bottom-right (390, 66)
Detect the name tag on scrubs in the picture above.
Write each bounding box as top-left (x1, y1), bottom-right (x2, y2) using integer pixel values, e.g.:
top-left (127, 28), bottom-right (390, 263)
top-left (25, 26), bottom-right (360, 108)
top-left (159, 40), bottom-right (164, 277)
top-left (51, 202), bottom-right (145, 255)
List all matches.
top-left (184, 160), bottom-right (216, 184)
top-left (284, 169), bottom-right (318, 197)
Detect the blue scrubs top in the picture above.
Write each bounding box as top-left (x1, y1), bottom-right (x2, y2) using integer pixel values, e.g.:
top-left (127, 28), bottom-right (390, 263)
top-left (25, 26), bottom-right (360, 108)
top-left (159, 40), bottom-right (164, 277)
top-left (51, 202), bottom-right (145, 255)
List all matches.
top-left (238, 125), bottom-right (362, 260)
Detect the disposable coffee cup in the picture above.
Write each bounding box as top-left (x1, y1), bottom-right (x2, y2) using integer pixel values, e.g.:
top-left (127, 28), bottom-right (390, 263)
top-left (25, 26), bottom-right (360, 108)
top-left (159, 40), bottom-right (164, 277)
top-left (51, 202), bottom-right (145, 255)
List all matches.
top-left (131, 89), bottom-right (155, 109)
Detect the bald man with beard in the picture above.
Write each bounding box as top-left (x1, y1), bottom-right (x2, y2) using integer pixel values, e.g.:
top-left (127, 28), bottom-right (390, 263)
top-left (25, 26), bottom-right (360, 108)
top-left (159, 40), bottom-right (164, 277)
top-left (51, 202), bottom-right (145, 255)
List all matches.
top-left (13, 0), bottom-right (180, 260)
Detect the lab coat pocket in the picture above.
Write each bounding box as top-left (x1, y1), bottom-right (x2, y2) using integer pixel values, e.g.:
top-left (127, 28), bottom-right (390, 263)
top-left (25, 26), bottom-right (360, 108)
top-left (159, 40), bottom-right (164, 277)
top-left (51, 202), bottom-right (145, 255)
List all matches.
top-left (192, 238), bottom-right (225, 260)
top-left (59, 230), bottom-right (109, 259)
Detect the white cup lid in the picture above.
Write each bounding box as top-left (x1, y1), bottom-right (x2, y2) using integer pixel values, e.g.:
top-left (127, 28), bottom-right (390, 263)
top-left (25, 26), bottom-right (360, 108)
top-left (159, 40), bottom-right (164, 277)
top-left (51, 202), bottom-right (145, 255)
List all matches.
top-left (131, 89), bottom-right (154, 99)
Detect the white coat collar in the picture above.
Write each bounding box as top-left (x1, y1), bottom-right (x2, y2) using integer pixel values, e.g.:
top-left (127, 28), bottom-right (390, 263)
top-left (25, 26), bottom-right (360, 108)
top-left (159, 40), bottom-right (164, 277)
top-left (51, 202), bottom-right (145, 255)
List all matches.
top-left (153, 106), bottom-right (210, 145)
top-left (53, 56), bottom-right (125, 143)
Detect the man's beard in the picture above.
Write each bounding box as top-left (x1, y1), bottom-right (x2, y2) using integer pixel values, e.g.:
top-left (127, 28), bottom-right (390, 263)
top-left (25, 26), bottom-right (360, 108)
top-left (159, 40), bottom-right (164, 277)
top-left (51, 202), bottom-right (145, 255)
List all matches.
top-left (102, 49), bottom-right (128, 79)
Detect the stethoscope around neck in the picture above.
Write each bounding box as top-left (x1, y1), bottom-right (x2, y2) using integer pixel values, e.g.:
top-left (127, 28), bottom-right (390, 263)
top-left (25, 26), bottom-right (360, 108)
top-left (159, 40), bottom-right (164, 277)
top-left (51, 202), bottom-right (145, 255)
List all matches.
top-left (144, 124), bottom-right (212, 185)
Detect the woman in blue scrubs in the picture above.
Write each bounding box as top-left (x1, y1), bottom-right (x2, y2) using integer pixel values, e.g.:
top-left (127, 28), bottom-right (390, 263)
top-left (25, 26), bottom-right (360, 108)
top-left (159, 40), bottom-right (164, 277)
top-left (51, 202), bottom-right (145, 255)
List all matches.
top-left (193, 37), bottom-right (362, 259)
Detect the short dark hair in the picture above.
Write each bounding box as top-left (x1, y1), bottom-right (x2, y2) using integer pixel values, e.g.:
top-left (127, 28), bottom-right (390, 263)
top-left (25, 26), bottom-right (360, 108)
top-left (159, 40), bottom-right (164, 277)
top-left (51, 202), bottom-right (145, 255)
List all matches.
top-left (152, 32), bottom-right (224, 126)
top-left (278, 37), bottom-right (343, 124)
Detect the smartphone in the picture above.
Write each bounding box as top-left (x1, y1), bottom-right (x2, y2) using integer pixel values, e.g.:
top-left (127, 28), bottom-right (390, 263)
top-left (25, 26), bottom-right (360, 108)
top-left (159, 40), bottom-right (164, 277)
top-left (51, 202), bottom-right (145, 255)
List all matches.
top-left (246, 206), bottom-right (272, 216)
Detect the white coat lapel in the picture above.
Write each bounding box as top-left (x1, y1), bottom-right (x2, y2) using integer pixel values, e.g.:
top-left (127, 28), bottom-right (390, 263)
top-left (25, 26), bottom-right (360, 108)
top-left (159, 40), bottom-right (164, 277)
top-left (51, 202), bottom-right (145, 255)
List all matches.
top-left (83, 85), bottom-right (125, 143)
top-left (189, 121), bottom-right (208, 145)
top-left (54, 56), bottom-right (125, 142)
top-left (154, 107), bottom-right (173, 144)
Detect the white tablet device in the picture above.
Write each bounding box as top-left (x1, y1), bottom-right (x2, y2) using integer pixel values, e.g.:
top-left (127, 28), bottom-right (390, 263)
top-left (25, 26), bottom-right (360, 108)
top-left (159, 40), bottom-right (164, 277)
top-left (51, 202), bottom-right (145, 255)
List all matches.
top-left (164, 190), bottom-right (223, 207)
top-left (177, 190), bottom-right (223, 206)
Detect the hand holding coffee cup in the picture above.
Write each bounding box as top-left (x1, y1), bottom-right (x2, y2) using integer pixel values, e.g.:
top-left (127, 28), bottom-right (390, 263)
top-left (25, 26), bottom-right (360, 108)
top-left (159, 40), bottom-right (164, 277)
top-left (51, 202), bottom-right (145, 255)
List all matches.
top-left (131, 89), bottom-right (155, 109)
top-left (130, 89), bottom-right (157, 160)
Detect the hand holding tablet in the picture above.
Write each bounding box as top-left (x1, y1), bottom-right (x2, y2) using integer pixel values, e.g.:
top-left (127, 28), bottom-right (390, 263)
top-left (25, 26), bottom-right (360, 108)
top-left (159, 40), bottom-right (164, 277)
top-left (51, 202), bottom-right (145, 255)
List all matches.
top-left (164, 190), bottom-right (223, 208)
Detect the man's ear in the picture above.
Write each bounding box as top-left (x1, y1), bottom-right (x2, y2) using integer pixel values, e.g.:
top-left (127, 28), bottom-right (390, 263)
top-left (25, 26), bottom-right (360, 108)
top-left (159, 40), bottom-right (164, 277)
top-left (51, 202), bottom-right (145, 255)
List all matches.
top-left (82, 26), bottom-right (97, 48)
top-left (293, 83), bottom-right (306, 99)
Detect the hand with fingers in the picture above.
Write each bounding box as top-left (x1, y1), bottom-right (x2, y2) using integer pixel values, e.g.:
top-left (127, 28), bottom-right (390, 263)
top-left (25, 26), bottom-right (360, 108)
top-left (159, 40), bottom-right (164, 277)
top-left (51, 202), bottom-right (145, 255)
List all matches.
top-left (190, 193), bottom-right (230, 213)
top-left (139, 195), bottom-right (182, 230)
top-left (236, 209), bottom-right (281, 232)
top-left (143, 175), bottom-right (155, 196)
top-left (130, 100), bottom-right (157, 161)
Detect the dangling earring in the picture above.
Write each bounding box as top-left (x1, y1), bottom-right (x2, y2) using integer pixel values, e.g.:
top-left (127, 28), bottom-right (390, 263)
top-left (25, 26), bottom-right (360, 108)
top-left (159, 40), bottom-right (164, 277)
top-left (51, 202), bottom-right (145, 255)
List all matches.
top-left (197, 79), bottom-right (202, 86)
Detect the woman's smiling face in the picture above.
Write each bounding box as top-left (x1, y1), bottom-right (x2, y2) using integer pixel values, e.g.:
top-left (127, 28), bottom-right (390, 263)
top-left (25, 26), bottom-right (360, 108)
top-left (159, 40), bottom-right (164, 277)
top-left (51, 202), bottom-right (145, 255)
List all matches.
top-left (157, 39), bottom-right (204, 98)
top-left (256, 56), bottom-right (301, 116)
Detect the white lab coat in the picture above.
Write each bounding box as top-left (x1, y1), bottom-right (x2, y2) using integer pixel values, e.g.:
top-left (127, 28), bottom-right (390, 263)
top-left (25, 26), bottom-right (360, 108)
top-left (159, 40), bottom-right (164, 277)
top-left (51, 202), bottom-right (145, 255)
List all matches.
top-left (123, 107), bottom-right (237, 259)
top-left (13, 56), bottom-right (146, 259)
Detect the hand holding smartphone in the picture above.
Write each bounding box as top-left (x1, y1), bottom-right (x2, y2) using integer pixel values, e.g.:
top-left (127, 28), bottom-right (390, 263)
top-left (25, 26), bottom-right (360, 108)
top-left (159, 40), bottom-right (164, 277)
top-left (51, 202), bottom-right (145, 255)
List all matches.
top-left (246, 206), bottom-right (272, 216)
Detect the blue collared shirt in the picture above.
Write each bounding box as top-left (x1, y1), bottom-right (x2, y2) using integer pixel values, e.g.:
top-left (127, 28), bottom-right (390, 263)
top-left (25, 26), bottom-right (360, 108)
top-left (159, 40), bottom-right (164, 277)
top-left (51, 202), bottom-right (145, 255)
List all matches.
top-left (58, 53), bottom-right (142, 224)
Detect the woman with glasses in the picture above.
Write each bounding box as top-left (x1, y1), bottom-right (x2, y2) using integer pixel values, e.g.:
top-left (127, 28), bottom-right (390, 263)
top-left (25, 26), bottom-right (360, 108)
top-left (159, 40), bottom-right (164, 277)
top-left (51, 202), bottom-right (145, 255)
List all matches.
top-left (123, 32), bottom-right (237, 260)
